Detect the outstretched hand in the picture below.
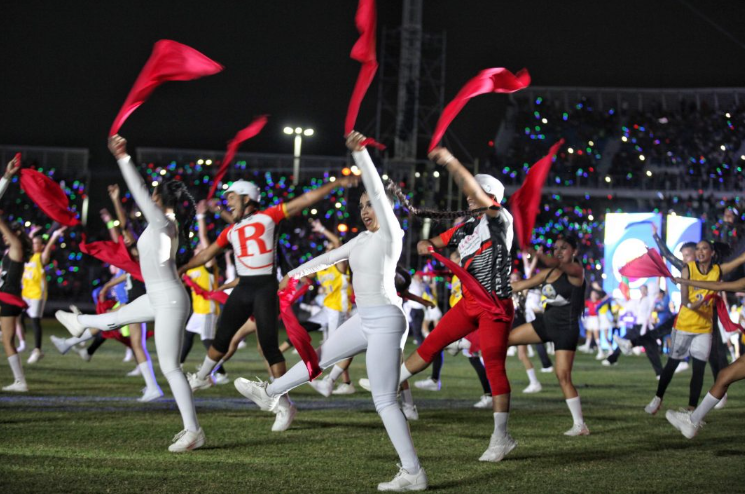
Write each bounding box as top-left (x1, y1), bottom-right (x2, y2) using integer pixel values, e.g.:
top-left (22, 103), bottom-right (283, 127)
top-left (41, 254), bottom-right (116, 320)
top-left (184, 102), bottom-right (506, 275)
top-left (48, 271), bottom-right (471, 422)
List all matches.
top-left (4, 156), bottom-right (21, 179)
top-left (196, 200), bottom-right (208, 215)
top-left (108, 184), bottom-right (120, 200)
top-left (336, 175), bottom-right (360, 188)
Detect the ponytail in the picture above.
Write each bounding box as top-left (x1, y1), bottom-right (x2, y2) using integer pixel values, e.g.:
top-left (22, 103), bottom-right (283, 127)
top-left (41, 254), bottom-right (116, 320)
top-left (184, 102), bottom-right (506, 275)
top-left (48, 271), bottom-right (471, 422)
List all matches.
top-left (383, 179), bottom-right (490, 220)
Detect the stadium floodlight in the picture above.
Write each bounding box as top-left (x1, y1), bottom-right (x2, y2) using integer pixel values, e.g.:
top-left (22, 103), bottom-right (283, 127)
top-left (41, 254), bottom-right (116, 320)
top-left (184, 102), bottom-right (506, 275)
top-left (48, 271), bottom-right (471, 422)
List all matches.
top-left (284, 125), bottom-right (314, 185)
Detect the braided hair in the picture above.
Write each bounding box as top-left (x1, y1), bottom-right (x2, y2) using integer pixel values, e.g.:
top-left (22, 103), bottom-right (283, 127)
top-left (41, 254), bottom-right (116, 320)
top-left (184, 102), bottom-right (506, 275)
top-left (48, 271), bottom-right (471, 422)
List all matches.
top-left (157, 180), bottom-right (196, 268)
top-left (383, 179), bottom-right (491, 220)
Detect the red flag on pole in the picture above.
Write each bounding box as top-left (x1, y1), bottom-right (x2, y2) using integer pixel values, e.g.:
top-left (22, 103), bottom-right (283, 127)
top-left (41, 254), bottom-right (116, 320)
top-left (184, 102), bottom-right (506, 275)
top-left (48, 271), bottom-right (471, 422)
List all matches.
top-left (109, 40), bottom-right (224, 135)
top-left (19, 169), bottom-right (80, 226)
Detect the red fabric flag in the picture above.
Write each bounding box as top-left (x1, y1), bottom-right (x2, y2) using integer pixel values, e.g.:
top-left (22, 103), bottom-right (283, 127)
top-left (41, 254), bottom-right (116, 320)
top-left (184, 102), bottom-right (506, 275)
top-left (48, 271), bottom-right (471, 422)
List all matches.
top-left (0, 293), bottom-right (28, 309)
top-left (509, 139), bottom-right (564, 249)
top-left (19, 169), bottom-right (80, 226)
top-left (704, 294), bottom-right (744, 333)
top-left (79, 235), bottom-right (144, 282)
top-left (278, 278), bottom-right (322, 380)
top-left (207, 116), bottom-right (269, 199)
top-left (96, 299), bottom-right (117, 314)
top-left (182, 274), bottom-right (229, 305)
top-left (429, 68), bottom-right (531, 152)
top-left (109, 40), bottom-right (224, 135)
top-left (619, 248), bottom-right (673, 280)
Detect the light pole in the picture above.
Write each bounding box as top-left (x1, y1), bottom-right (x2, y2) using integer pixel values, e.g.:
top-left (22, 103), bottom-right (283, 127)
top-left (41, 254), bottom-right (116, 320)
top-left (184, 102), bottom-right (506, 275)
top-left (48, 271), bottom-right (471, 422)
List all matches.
top-left (283, 126), bottom-right (314, 185)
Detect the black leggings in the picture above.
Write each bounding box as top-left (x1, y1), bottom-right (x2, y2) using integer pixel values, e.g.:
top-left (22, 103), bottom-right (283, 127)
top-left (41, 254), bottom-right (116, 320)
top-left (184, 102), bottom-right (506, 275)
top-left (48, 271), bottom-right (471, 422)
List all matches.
top-left (430, 351), bottom-right (444, 381)
top-left (410, 309), bottom-right (425, 343)
top-left (212, 275), bottom-right (283, 365)
top-left (468, 356), bottom-right (491, 394)
top-left (656, 356), bottom-right (707, 407)
top-left (182, 333), bottom-right (226, 374)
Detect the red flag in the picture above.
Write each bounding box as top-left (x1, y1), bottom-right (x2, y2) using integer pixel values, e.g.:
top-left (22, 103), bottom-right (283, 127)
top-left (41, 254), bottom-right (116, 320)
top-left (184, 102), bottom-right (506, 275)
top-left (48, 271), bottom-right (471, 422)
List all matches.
top-left (96, 299), bottom-right (117, 314)
top-left (429, 68), bottom-right (531, 152)
top-left (0, 293), bottom-right (28, 309)
top-left (207, 116), bottom-right (268, 199)
top-left (278, 278), bottom-right (322, 380)
top-left (80, 235), bottom-right (144, 282)
top-left (182, 274), bottom-right (229, 305)
top-left (509, 139), bottom-right (564, 249)
top-left (19, 169), bottom-right (80, 226)
top-left (109, 40), bottom-right (224, 135)
top-left (705, 294), bottom-right (745, 333)
top-left (619, 248), bottom-right (673, 280)
top-left (345, 0), bottom-right (378, 135)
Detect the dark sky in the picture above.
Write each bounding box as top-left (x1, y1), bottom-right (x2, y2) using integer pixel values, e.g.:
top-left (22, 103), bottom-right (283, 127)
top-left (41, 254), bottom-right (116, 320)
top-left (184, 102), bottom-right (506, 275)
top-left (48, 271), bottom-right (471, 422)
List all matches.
top-left (3, 0), bottom-right (745, 166)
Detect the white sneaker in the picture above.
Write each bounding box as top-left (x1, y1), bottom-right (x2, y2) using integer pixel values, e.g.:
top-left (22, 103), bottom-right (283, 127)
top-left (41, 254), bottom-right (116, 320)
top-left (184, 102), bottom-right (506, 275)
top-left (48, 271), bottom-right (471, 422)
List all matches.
top-left (332, 382), bottom-right (356, 395)
top-left (578, 344), bottom-right (591, 354)
top-left (123, 348), bottom-right (134, 362)
top-left (16, 340), bottom-right (26, 353)
top-left (645, 396), bottom-right (662, 415)
top-left (127, 366), bottom-right (142, 377)
top-left (479, 433), bottom-right (517, 462)
top-left (601, 359), bottom-right (616, 367)
top-left (2, 380), bottom-right (28, 392)
top-left (506, 346), bottom-right (517, 357)
top-left (309, 375), bottom-right (334, 397)
top-left (473, 394), bottom-right (493, 409)
top-left (445, 339), bottom-right (461, 356)
top-left (234, 377), bottom-right (281, 411)
top-left (358, 378), bottom-right (372, 392)
top-left (414, 377), bottom-right (440, 391)
top-left (675, 362), bottom-right (689, 374)
top-left (523, 382), bottom-right (542, 394)
top-left (50, 335), bottom-right (71, 355)
top-left (77, 348), bottom-right (91, 362)
top-left (666, 409), bottom-right (701, 439)
top-left (27, 348), bottom-right (44, 364)
top-left (564, 423), bottom-right (590, 436)
top-left (527, 345), bottom-right (535, 358)
top-left (540, 366), bottom-right (554, 373)
top-left (212, 372), bottom-right (230, 385)
top-left (377, 465), bottom-right (427, 492)
top-left (188, 372), bottom-right (213, 392)
top-left (237, 339), bottom-right (247, 350)
top-left (402, 404), bottom-right (419, 421)
top-left (138, 386), bottom-right (164, 403)
top-left (595, 351), bottom-right (606, 361)
top-left (714, 393), bottom-right (727, 410)
top-left (272, 395), bottom-right (296, 432)
top-left (55, 309), bottom-right (86, 338)
top-left (168, 428), bottom-right (205, 453)
top-left (614, 335), bottom-right (633, 356)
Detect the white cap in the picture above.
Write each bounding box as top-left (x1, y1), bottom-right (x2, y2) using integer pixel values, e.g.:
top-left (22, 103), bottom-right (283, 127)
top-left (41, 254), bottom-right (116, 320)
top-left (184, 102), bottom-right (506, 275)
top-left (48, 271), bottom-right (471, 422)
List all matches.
top-left (474, 174), bottom-right (504, 203)
top-left (224, 180), bottom-right (260, 202)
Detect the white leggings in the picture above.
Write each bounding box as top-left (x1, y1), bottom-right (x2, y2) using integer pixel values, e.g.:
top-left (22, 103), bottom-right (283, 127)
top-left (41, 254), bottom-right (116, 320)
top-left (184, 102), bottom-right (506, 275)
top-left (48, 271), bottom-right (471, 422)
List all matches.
top-left (267, 305), bottom-right (420, 472)
top-left (78, 284), bottom-right (199, 432)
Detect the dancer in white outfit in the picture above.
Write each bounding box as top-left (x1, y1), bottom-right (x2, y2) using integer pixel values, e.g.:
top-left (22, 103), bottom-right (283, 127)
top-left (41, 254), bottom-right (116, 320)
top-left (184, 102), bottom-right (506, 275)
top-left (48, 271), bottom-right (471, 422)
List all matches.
top-left (234, 132), bottom-right (427, 492)
top-left (55, 135), bottom-right (204, 453)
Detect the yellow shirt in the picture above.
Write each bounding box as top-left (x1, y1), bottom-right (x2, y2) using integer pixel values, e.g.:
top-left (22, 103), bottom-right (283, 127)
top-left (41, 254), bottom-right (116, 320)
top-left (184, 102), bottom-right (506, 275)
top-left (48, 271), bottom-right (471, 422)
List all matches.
top-left (22, 253), bottom-right (46, 300)
top-left (449, 276), bottom-right (462, 308)
top-left (317, 265), bottom-right (352, 313)
top-left (187, 266), bottom-right (216, 315)
top-left (676, 261), bottom-right (720, 334)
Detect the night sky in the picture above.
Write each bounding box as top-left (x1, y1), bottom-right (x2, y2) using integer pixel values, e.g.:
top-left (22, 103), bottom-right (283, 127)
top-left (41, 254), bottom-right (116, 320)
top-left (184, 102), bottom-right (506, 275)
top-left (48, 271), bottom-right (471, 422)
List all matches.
top-left (3, 0), bottom-right (745, 167)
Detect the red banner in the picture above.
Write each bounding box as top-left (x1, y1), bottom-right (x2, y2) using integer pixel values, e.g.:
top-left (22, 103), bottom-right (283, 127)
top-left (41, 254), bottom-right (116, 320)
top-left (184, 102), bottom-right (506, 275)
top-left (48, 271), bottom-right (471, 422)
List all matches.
top-left (183, 274), bottom-right (229, 305)
top-left (278, 278), bottom-right (321, 380)
top-left (19, 169), bottom-right (80, 226)
top-left (80, 235), bottom-right (143, 282)
top-left (619, 248), bottom-right (673, 280)
top-left (207, 116), bottom-right (268, 199)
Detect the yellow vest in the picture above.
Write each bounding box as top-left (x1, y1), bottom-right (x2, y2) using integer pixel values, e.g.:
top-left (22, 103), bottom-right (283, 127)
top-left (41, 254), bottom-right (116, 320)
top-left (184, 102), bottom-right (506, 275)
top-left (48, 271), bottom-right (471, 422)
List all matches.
top-left (22, 253), bottom-right (46, 300)
top-left (676, 261), bottom-right (720, 334)
top-left (187, 266), bottom-right (216, 315)
top-left (317, 265), bottom-right (352, 313)
top-left (450, 276), bottom-right (462, 308)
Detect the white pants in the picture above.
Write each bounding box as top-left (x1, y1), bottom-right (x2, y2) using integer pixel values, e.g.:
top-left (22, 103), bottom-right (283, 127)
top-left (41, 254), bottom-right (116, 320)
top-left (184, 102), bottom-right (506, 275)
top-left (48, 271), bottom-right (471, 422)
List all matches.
top-left (267, 304), bottom-right (419, 472)
top-left (186, 312), bottom-right (217, 340)
top-left (78, 283), bottom-right (199, 432)
top-left (23, 297), bottom-right (45, 319)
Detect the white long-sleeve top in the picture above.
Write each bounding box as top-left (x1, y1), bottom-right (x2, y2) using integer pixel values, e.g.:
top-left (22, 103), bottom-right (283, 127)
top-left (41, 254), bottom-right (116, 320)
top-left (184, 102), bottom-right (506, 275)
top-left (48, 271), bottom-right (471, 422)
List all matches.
top-left (288, 149), bottom-right (403, 308)
top-left (0, 177), bottom-right (9, 200)
top-left (118, 156), bottom-right (180, 285)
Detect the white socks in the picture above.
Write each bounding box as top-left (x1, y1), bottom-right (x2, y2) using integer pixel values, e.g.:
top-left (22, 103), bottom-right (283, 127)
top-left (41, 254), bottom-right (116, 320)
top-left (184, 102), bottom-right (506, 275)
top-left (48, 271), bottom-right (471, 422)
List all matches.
top-left (65, 329), bottom-right (94, 347)
top-left (526, 368), bottom-right (539, 386)
top-left (493, 412), bottom-right (509, 438)
top-left (328, 365), bottom-right (344, 383)
top-left (139, 361), bottom-right (160, 391)
top-left (401, 387), bottom-right (414, 407)
top-left (691, 392), bottom-right (720, 425)
top-left (8, 354), bottom-right (25, 382)
top-left (566, 396), bottom-right (584, 425)
top-left (197, 356), bottom-right (218, 380)
top-left (399, 363), bottom-right (413, 384)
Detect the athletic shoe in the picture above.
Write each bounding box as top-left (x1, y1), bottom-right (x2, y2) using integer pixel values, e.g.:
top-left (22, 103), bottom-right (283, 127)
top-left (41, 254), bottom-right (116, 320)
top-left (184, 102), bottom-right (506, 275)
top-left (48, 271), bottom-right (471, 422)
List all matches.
top-left (332, 382), bottom-right (356, 395)
top-left (473, 394), bottom-right (493, 409)
top-left (237, 339), bottom-right (247, 350)
top-left (414, 377), bottom-right (440, 391)
top-left (601, 359), bottom-right (616, 367)
top-left (50, 335), bottom-right (71, 355)
top-left (479, 433), bottom-right (517, 462)
top-left (55, 309), bottom-right (86, 338)
top-left (2, 380), bottom-right (28, 392)
top-left (77, 348), bottom-right (91, 362)
top-left (402, 404), bottom-right (419, 421)
top-left (127, 366), bottom-right (142, 377)
top-left (138, 386), bottom-right (164, 403)
top-left (714, 393), bottom-right (727, 410)
top-left (377, 465), bottom-right (427, 492)
top-left (595, 351), bottom-right (606, 361)
top-left (564, 423), bottom-right (590, 436)
top-left (27, 348), bottom-right (44, 364)
top-left (358, 378), bottom-right (372, 392)
top-left (614, 335), bottom-right (633, 356)
top-left (16, 340), bottom-right (26, 353)
top-left (674, 362), bottom-right (689, 373)
top-left (271, 395), bottom-right (296, 432)
top-left (656, 375), bottom-right (661, 381)
top-left (666, 409), bottom-right (702, 439)
top-left (540, 366), bottom-right (554, 373)
top-left (309, 375), bottom-right (334, 397)
top-left (506, 346), bottom-right (517, 357)
top-left (445, 339), bottom-right (461, 356)
top-left (234, 377), bottom-right (281, 411)
top-left (188, 373), bottom-right (213, 392)
top-left (168, 428), bottom-right (205, 453)
top-left (212, 373), bottom-right (230, 386)
top-left (577, 343), bottom-right (591, 354)
top-left (645, 396), bottom-right (662, 415)
top-left (523, 382), bottom-right (542, 394)
top-left (527, 346), bottom-right (535, 358)
top-left (123, 348), bottom-right (134, 362)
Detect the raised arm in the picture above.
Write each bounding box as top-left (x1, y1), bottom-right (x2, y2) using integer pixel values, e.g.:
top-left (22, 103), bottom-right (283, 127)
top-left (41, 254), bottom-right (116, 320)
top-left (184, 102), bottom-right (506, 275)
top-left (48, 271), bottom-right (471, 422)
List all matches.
top-left (0, 156), bottom-right (21, 201)
top-left (429, 147), bottom-right (498, 217)
top-left (195, 201), bottom-right (215, 268)
top-left (177, 241), bottom-right (223, 276)
top-left (40, 226), bottom-right (66, 265)
top-left (283, 175), bottom-right (359, 218)
top-left (100, 208), bottom-right (121, 242)
top-left (108, 184), bottom-right (130, 232)
top-left (652, 230), bottom-right (684, 272)
top-left (720, 249), bottom-right (745, 276)
top-left (534, 248), bottom-right (584, 279)
top-left (0, 216), bottom-right (23, 262)
top-left (108, 135), bottom-right (169, 229)
top-left (287, 237), bottom-right (357, 280)
top-left (675, 275), bottom-right (745, 294)
top-left (207, 199), bottom-right (234, 225)
top-left (512, 269), bottom-right (551, 293)
top-left (99, 273), bottom-right (128, 302)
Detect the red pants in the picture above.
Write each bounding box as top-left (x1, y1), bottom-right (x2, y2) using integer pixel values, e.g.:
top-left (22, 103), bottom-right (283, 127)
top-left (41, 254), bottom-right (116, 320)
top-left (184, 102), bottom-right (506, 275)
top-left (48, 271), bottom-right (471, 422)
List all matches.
top-left (417, 294), bottom-right (514, 396)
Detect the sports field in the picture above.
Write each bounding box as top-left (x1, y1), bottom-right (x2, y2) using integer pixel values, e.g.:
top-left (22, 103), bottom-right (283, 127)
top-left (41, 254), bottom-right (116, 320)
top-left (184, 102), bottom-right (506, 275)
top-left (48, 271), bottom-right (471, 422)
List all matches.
top-left (1, 321), bottom-right (742, 493)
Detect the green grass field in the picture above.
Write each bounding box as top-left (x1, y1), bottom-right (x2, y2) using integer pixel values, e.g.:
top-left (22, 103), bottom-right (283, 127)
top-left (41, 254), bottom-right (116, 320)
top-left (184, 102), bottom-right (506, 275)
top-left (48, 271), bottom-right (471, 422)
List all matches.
top-left (1, 321), bottom-right (742, 493)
